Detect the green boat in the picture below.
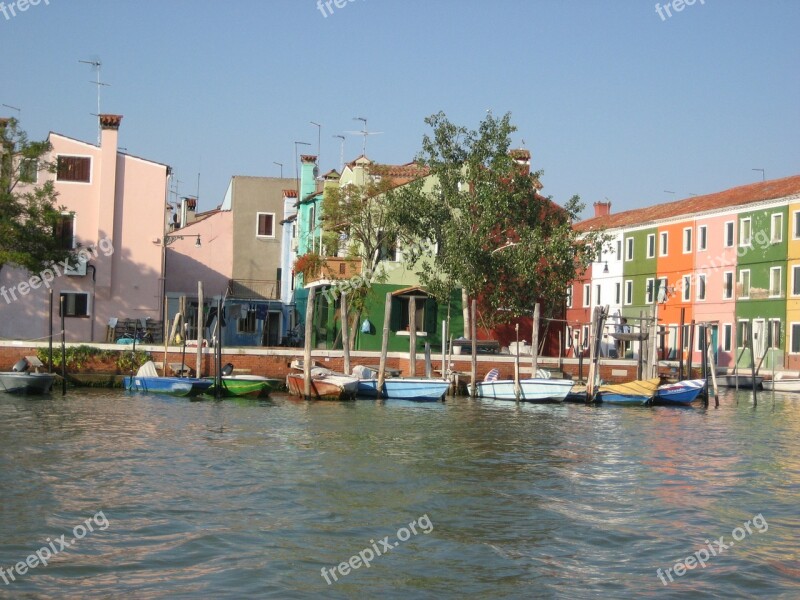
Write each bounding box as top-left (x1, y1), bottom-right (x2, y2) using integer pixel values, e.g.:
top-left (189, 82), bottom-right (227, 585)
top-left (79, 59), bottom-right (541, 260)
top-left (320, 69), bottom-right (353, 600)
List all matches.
top-left (206, 375), bottom-right (281, 398)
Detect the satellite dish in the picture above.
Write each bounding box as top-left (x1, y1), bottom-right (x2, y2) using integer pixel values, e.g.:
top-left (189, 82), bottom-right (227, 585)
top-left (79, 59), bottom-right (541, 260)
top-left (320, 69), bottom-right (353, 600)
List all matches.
top-left (313, 165), bottom-right (319, 178)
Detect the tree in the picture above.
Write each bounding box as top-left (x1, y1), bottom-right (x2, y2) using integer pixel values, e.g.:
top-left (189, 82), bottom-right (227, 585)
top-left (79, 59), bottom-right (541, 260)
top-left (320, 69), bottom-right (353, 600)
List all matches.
top-left (387, 111), bottom-right (600, 327)
top-left (0, 118), bottom-right (72, 275)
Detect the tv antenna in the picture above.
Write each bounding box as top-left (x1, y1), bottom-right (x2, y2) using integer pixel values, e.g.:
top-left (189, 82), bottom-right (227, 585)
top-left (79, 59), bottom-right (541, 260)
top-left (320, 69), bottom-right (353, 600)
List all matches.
top-left (79, 58), bottom-right (110, 144)
top-left (752, 168), bottom-right (765, 182)
top-left (333, 135), bottom-right (345, 171)
top-left (2, 104), bottom-right (21, 116)
top-left (346, 117), bottom-right (383, 156)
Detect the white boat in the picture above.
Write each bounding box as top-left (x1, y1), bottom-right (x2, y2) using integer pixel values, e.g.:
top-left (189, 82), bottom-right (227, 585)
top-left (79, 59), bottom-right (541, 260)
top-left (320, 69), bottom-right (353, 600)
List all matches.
top-left (470, 378), bottom-right (574, 403)
top-left (286, 367), bottom-right (359, 400)
top-left (0, 358), bottom-right (55, 395)
top-left (762, 375), bottom-right (800, 392)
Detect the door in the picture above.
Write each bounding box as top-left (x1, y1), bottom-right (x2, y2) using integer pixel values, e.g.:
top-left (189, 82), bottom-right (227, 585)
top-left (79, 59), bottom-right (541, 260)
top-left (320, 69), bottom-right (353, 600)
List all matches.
top-left (710, 324), bottom-right (719, 362)
top-left (752, 319), bottom-right (766, 362)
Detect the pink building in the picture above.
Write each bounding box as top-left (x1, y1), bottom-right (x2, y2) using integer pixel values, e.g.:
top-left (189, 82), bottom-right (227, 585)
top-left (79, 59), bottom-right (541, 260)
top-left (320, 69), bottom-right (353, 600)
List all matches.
top-left (0, 115), bottom-right (171, 342)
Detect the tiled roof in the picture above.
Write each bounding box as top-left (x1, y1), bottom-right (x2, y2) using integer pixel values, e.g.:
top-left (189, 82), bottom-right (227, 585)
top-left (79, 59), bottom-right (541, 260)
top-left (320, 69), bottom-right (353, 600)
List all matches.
top-left (576, 174), bottom-right (800, 232)
top-left (369, 162), bottom-right (430, 186)
top-left (283, 189), bottom-right (298, 198)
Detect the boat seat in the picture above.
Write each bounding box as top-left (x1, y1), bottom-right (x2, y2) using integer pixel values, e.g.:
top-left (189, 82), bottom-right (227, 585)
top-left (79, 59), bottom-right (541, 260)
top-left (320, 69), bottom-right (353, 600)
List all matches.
top-left (168, 362), bottom-right (193, 376)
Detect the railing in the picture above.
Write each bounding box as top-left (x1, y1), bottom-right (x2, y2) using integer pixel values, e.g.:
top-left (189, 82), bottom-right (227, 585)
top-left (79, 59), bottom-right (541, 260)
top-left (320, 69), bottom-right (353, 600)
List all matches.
top-left (227, 279), bottom-right (281, 300)
top-left (305, 258), bottom-right (363, 285)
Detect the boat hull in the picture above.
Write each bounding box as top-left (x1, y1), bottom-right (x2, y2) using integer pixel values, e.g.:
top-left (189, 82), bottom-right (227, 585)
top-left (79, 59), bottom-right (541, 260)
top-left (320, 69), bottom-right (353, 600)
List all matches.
top-left (472, 378), bottom-right (573, 403)
top-left (596, 378), bottom-right (660, 405)
top-left (0, 372), bottom-right (55, 395)
top-left (715, 375), bottom-right (764, 389)
top-left (382, 378), bottom-right (450, 401)
top-left (654, 379), bottom-right (705, 405)
top-left (762, 378), bottom-right (800, 392)
top-left (123, 376), bottom-right (213, 397)
top-left (207, 375), bottom-right (279, 398)
top-left (286, 373), bottom-right (357, 400)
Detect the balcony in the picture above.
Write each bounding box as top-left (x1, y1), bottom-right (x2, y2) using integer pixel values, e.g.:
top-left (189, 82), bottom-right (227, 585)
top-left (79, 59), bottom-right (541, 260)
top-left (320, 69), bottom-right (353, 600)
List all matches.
top-left (227, 279), bottom-right (280, 300)
top-left (304, 257), bottom-right (363, 286)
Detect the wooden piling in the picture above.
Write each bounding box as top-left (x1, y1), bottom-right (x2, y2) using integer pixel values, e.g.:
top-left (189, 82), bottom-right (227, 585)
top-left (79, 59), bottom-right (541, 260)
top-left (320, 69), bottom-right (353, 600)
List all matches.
top-left (340, 292), bottom-right (350, 376)
top-left (377, 292), bottom-right (392, 398)
top-left (470, 298), bottom-right (477, 398)
top-left (196, 281), bottom-right (204, 377)
top-left (303, 287), bottom-right (316, 399)
top-left (409, 296), bottom-right (417, 377)
top-left (531, 303), bottom-right (540, 377)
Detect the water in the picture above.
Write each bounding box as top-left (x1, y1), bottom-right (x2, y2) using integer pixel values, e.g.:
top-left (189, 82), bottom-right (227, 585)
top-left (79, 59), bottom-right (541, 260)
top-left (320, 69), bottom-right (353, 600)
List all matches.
top-left (1, 389), bottom-right (799, 599)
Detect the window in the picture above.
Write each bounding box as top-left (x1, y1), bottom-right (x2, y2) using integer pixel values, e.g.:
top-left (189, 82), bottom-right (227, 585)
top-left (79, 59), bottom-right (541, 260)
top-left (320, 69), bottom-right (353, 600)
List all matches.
top-left (595, 284), bottom-right (601, 306)
top-left (697, 274), bottom-right (706, 300)
top-left (657, 277), bottom-right (668, 302)
top-left (54, 214), bottom-right (75, 250)
top-left (792, 323), bottom-right (800, 354)
top-left (724, 221), bottom-right (734, 247)
top-left (56, 156), bottom-right (91, 182)
top-left (583, 284), bottom-right (590, 308)
top-left (625, 237), bottom-right (633, 261)
top-left (59, 292), bottom-right (89, 317)
top-left (566, 286), bottom-right (573, 309)
top-left (771, 213), bottom-right (783, 243)
top-left (723, 323), bottom-right (732, 352)
top-left (698, 225), bottom-right (707, 251)
top-left (739, 218), bottom-right (752, 247)
top-left (581, 325), bottom-right (590, 349)
top-left (377, 230), bottom-right (398, 262)
top-left (659, 231), bottom-right (668, 256)
top-left (723, 271), bottom-right (733, 299)
top-left (737, 321), bottom-right (748, 347)
top-left (615, 282), bottom-right (621, 304)
top-left (19, 158), bottom-right (38, 183)
top-left (793, 265), bottom-right (800, 296)
top-left (615, 240), bottom-right (622, 261)
top-left (291, 223), bottom-right (297, 239)
top-left (769, 320), bottom-right (781, 349)
top-left (683, 227), bottom-right (692, 253)
top-left (392, 296), bottom-right (434, 334)
top-left (646, 234), bottom-right (655, 259)
top-left (256, 212), bottom-right (275, 237)
top-left (238, 309), bottom-right (257, 334)
top-left (682, 324), bottom-right (690, 350)
top-left (645, 278), bottom-right (654, 304)
top-left (739, 269), bottom-right (751, 299)
top-left (682, 275), bottom-right (691, 301)
top-left (794, 211), bottom-right (800, 239)
top-left (309, 206), bottom-right (316, 234)
top-left (770, 267), bottom-right (782, 297)
top-left (624, 280), bottom-right (633, 305)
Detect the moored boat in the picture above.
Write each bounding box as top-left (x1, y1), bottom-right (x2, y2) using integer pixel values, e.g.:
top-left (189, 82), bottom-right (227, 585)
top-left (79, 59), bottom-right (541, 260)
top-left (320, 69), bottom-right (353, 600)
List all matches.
top-left (715, 374), bottom-right (764, 389)
top-left (0, 358), bottom-right (56, 395)
top-left (123, 361), bottom-right (213, 397)
top-left (206, 374), bottom-right (280, 398)
top-left (596, 378), bottom-right (661, 405)
top-left (654, 379), bottom-right (705, 405)
top-left (382, 378), bottom-right (450, 402)
top-left (471, 378), bottom-right (573, 403)
top-left (762, 375), bottom-right (800, 392)
top-left (286, 367), bottom-right (358, 400)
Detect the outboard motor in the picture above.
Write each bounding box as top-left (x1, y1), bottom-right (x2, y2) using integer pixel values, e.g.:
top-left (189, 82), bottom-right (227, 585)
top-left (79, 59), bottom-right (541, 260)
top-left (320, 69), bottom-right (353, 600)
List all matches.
top-left (11, 358), bottom-right (29, 372)
top-left (221, 363), bottom-right (234, 376)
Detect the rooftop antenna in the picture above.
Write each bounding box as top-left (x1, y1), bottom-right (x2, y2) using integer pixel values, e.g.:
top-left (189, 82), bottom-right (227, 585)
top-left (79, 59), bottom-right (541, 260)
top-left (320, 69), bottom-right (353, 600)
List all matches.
top-left (664, 190), bottom-right (676, 196)
top-left (310, 121), bottom-right (322, 167)
top-left (79, 58), bottom-right (110, 144)
top-left (333, 135), bottom-right (345, 171)
top-left (752, 168), bottom-right (765, 182)
top-left (346, 116), bottom-right (383, 156)
top-left (273, 162), bottom-right (283, 178)
top-left (2, 104), bottom-right (21, 116)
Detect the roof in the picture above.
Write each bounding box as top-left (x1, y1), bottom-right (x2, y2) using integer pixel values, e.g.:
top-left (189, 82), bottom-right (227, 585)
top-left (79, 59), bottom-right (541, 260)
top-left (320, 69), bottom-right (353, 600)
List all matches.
top-left (369, 162), bottom-right (431, 187)
top-left (283, 189), bottom-right (298, 198)
top-left (576, 174), bottom-right (800, 232)
top-left (391, 285), bottom-right (433, 297)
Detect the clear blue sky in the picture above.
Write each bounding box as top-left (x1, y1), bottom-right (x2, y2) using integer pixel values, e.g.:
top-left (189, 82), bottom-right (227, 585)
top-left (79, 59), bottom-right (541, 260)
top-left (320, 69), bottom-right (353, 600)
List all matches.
top-left (3, 0), bottom-right (798, 218)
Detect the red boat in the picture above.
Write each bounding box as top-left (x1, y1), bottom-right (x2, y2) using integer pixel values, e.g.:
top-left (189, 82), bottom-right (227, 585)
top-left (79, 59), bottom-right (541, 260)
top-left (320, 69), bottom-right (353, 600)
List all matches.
top-left (286, 368), bottom-right (358, 400)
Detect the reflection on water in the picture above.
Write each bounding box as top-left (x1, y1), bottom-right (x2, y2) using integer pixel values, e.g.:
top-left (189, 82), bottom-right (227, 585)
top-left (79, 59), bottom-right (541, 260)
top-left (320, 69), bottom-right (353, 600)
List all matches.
top-left (1, 389), bottom-right (799, 598)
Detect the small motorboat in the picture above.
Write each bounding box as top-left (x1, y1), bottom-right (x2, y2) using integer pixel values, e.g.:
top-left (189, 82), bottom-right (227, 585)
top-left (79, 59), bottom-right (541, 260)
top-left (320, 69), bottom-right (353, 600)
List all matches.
top-left (351, 365), bottom-right (449, 401)
top-left (0, 358), bottom-right (55, 395)
top-left (595, 378), bottom-right (661, 405)
top-left (762, 374), bottom-right (800, 392)
top-left (654, 379), bottom-right (706, 405)
top-left (205, 364), bottom-right (280, 398)
top-left (286, 367), bottom-right (358, 400)
top-left (123, 361), bottom-right (213, 397)
top-left (470, 378), bottom-right (574, 403)
top-left (715, 373), bottom-right (764, 389)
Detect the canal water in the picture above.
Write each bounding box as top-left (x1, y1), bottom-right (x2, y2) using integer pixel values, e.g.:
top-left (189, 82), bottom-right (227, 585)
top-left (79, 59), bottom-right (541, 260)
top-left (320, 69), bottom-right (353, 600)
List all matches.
top-left (0, 388), bottom-right (798, 599)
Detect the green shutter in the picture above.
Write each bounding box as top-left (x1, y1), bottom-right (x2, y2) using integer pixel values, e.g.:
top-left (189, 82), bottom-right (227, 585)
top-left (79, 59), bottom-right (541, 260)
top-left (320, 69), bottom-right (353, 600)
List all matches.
top-left (390, 297), bottom-right (402, 331)
top-left (424, 298), bottom-right (437, 334)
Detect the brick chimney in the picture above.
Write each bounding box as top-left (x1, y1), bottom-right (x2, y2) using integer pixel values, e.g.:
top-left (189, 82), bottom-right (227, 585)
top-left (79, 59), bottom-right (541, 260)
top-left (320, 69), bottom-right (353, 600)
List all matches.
top-left (96, 114), bottom-right (122, 297)
top-left (594, 200), bottom-right (612, 218)
top-left (509, 149), bottom-right (531, 175)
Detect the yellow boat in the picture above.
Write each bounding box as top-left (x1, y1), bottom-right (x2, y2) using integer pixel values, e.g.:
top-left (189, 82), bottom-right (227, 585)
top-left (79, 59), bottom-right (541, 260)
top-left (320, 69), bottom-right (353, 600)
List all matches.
top-left (596, 378), bottom-right (661, 405)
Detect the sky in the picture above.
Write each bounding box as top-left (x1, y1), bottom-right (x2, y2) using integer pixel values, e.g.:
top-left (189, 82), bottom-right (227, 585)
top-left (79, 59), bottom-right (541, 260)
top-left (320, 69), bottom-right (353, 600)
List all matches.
top-left (2, 0), bottom-right (798, 220)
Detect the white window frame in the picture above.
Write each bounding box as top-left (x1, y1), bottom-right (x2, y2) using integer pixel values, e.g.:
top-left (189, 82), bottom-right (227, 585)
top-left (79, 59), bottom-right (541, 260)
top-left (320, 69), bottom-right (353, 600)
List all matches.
top-left (698, 225), bottom-right (707, 251)
top-left (59, 291), bottom-right (91, 318)
top-left (646, 234), bottom-right (655, 259)
top-left (625, 237), bottom-right (634, 262)
top-left (583, 284), bottom-right (590, 308)
top-left (770, 266), bottom-right (782, 298)
top-left (724, 221), bottom-right (735, 247)
top-left (771, 213), bottom-right (783, 243)
top-left (723, 271), bottom-right (734, 300)
top-left (682, 275), bottom-right (691, 301)
top-left (792, 265), bottom-right (800, 297)
top-left (657, 277), bottom-right (668, 303)
top-left (697, 273), bottom-right (706, 301)
top-left (566, 285), bottom-right (573, 309)
top-left (256, 212), bottom-right (276, 238)
top-left (624, 280), bottom-right (633, 305)
top-left (739, 218), bottom-right (752, 247)
top-left (595, 284), bottom-right (601, 306)
top-left (615, 282), bottom-right (621, 305)
top-left (682, 227), bottom-right (692, 253)
top-left (723, 323), bottom-right (732, 352)
top-left (793, 211), bottom-right (800, 240)
top-left (791, 323), bottom-right (800, 354)
top-left (645, 278), bottom-right (654, 304)
top-left (739, 269), bottom-right (751, 299)
top-left (55, 154), bottom-right (93, 184)
top-left (659, 231), bottom-right (668, 257)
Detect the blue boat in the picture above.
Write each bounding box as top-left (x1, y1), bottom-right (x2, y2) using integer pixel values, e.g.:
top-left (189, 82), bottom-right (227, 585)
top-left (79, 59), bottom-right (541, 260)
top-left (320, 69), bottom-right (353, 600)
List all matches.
top-left (123, 361), bottom-right (213, 397)
top-left (470, 378), bottom-right (574, 403)
top-left (654, 379), bottom-right (705, 405)
top-left (596, 378), bottom-right (661, 405)
top-left (383, 378), bottom-right (450, 401)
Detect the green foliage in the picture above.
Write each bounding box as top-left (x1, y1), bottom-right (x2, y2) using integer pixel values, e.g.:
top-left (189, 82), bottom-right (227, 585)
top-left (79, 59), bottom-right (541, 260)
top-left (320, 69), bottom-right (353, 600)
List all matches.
top-left (115, 350), bottom-right (151, 373)
top-left (0, 118), bottom-right (74, 275)
top-left (387, 111), bottom-right (602, 324)
top-left (35, 345), bottom-right (150, 373)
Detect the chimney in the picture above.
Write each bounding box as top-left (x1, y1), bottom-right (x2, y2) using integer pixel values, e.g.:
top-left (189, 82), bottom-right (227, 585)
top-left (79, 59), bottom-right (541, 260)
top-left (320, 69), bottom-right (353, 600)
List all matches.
top-left (594, 201), bottom-right (612, 218)
top-left (96, 114), bottom-right (122, 297)
top-left (509, 149), bottom-right (531, 175)
top-left (180, 196), bottom-right (197, 227)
